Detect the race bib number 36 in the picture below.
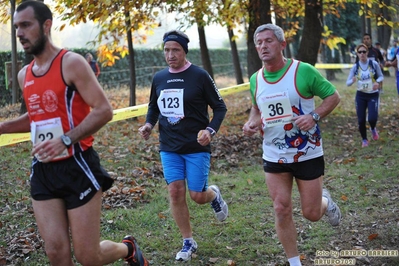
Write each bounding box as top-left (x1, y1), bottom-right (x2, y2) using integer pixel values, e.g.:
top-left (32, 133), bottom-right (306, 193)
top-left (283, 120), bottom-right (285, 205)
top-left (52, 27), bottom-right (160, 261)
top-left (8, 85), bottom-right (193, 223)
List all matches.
top-left (258, 91), bottom-right (293, 127)
top-left (157, 89), bottom-right (184, 117)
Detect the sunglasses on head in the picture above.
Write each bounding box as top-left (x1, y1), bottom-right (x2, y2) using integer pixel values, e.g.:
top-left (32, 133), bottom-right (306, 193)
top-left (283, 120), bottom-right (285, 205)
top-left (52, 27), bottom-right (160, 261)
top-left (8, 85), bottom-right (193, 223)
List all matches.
top-left (357, 50), bottom-right (367, 54)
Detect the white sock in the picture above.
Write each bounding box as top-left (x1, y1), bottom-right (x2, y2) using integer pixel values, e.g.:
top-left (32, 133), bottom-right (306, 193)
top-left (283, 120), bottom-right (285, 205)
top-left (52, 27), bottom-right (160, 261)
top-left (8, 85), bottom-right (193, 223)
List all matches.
top-left (288, 255), bottom-right (302, 266)
top-left (211, 190), bottom-right (218, 201)
top-left (323, 196), bottom-right (330, 210)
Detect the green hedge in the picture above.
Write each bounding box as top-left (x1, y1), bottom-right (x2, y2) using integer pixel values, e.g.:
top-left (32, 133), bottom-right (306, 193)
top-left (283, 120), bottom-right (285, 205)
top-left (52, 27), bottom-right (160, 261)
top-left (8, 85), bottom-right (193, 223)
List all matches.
top-left (0, 48), bottom-right (247, 107)
top-left (0, 51), bottom-right (28, 107)
top-left (98, 48), bottom-right (248, 89)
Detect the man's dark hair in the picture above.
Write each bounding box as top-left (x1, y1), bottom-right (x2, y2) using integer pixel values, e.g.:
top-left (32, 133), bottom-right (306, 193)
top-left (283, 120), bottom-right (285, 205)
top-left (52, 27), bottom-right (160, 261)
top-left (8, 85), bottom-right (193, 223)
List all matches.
top-left (363, 33), bottom-right (372, 39)
top-left (16, 1), bottom-right (52, 25)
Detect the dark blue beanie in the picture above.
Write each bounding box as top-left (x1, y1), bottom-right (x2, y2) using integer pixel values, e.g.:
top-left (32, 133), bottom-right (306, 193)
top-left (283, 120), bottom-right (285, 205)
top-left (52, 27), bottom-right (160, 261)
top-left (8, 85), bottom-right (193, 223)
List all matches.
top-left (163, 31), bottom-right (190, 54)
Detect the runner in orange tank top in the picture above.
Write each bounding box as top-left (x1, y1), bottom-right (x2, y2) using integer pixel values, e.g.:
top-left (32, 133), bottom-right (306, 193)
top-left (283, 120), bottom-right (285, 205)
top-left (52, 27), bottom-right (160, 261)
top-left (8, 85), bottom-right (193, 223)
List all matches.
top-left (0, 1), bottom-right (149, 265)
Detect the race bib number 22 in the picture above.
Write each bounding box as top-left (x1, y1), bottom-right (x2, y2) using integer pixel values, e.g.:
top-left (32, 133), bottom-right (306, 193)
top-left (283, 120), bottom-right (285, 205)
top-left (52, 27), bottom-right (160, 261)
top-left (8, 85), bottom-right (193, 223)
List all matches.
top-left (31, 117), bottom-right (68, 159)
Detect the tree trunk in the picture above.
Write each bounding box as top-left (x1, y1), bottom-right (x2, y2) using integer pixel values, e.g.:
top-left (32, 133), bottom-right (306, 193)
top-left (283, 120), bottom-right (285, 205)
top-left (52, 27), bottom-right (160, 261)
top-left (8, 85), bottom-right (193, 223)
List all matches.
top-left (341, 44), bottom-right (350, 63)
top-left (325, 47), bottom-right (336, 81)
top-left (361, 4), bottom-right (366, 34)
top-left (246, 0), bottom-right (271, 78)
top-left (228, 28), bottom-right (244, 84)
top-left (323, 9), bottom-right (336, 80)
top-left (296, 0), bottom-right (323, 65)
top-left (125, 12), bottom-right (136, 107)
top-left (10, 0), bottom-right (18, 104)
top-left (275, 17), bottom-right (291, 58)
top-left (197, 24), bottom-right (214, 79)
top-left (366, 4), bottom-right (371, 34)
top-left (377, 0), bottom-right (391, 50)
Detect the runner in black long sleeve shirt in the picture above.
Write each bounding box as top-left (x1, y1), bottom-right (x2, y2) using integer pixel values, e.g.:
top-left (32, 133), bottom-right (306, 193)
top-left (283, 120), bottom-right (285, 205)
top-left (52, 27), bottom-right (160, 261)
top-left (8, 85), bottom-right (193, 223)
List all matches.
top-left (138, 30), bottom-right (229, 262)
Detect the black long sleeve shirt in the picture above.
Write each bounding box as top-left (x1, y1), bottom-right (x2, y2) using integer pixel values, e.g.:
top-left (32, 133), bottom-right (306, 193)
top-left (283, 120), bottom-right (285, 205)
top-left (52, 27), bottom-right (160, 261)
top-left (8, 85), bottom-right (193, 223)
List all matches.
top-left (146, 64), bottom-right (227, 154)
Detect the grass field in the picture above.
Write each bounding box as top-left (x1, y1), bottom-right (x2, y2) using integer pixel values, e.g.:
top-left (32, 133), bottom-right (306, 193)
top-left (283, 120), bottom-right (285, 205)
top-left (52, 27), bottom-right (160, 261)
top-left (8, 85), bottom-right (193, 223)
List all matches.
top-left (0, 69), bottom-right (398, 265)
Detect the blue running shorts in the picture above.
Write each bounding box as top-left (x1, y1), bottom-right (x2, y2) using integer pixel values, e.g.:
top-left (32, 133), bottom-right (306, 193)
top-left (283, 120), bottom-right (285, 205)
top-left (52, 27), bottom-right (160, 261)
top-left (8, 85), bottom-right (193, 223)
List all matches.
top-left (160, 151), bottom-right (211, 192)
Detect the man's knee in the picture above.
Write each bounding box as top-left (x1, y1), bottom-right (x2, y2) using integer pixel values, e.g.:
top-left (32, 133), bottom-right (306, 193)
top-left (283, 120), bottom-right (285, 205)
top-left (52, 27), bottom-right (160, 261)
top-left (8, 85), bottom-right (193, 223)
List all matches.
top-left (302, 207), bottom-right (323, 222)
top-left (189, 191), bottom-right (209, 204)
top-left (273, 201), bottom-right (293, 219)
top-left (168, 184), bottom-right (186, 202)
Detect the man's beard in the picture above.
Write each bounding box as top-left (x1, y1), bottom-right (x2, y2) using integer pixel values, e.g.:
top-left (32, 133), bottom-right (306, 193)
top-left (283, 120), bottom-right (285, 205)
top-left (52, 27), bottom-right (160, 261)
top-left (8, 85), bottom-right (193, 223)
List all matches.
top-left (27, 29), bottom-right (46, 56)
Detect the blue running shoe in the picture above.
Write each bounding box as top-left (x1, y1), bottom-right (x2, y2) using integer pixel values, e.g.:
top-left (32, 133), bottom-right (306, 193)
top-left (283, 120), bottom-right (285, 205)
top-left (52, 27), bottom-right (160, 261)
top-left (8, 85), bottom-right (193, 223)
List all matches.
top-left (175, 239), bottom-right (198, 261)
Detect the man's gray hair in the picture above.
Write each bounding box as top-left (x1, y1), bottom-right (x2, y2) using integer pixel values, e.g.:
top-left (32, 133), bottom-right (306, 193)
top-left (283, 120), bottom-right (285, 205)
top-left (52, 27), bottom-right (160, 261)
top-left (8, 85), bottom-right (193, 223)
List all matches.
top-left (253, 24), bottom-right (285, 43)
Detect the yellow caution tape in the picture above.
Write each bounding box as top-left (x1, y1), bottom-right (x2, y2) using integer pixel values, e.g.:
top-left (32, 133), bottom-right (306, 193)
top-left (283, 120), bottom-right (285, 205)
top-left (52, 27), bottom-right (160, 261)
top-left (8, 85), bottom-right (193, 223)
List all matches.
top-left (111, 103), bottom-right (149, 122)
top-left (316, 63), bottom-right (389, 71)
top-left (219, 83), bottom-right (250, 96)
top-left (315, 63), bottom-right (353, 69)
top-left (0, 133), bottom-right (31, 146)
top-left (0, 83), bottom-right (253, 147)
top-left (0, 62), bottom-right (385, 147)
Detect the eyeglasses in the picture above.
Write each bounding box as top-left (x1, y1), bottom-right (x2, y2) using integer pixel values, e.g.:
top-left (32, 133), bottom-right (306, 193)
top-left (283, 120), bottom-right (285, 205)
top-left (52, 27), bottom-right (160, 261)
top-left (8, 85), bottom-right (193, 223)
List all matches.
top-left (357, 50), bottom-right (367, 54)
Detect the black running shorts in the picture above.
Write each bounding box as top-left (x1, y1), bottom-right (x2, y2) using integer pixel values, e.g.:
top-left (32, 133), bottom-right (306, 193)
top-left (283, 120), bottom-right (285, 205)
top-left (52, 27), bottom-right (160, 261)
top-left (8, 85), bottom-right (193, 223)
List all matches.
top-left (30, 147), bottom-right (114, 209)
top-left (263, 156), bottom-right (325, 181)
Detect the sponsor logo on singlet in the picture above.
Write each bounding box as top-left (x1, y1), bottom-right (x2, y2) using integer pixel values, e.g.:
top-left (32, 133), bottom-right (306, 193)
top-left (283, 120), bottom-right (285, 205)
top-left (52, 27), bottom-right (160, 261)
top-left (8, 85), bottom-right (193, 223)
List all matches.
top-left (42, 90), bottom-right (58, 112)
top-left (24, 80), bottom-right (34, 88)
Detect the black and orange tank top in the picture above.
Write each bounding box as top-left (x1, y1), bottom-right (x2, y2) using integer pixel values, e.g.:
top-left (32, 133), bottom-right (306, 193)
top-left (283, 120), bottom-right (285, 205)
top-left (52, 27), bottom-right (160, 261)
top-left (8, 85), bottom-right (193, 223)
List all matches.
top-left (23, 49), bottom-right (93, 159)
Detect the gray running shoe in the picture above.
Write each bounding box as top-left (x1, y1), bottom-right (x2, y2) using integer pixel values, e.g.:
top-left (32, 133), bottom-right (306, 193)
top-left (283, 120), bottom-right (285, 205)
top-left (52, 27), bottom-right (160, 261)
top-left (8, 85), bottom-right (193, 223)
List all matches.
top-left (322, 188), bottom-right (341, 226)
top-left (209, 185), bottom-right (228, 222)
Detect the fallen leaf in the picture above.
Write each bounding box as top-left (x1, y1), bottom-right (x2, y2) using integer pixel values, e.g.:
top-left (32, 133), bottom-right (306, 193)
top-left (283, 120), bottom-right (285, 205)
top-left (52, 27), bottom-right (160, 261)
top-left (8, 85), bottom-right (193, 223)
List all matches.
top-left (121, 187), bottom-right (130, 194)
top-left (21, 249), bottom-right (31, 255)
top-left (368, 233), bottom-right (378, 240)
top-left (209, 257), bottom-right (219, 263)
top-left (227, 259), bottom-right (236, 266)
